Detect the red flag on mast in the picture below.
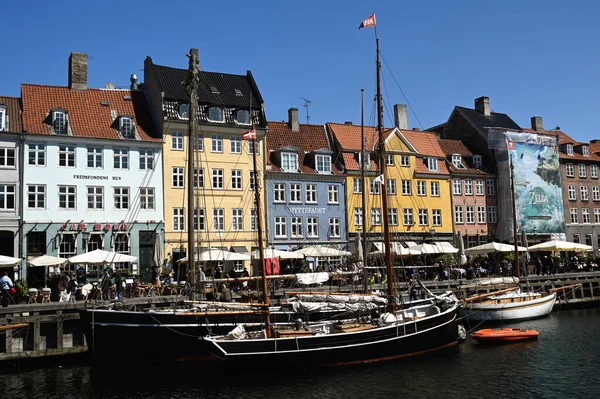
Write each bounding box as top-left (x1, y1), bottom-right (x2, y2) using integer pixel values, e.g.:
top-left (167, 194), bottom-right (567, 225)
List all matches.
top-left (242, 128), bottom-right (256, 140)
top-left (358, 13), bottom-right (376, 29)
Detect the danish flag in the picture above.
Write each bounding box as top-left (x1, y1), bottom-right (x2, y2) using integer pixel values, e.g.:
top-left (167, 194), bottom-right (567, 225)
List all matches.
top-left (358, 13), bottom-right (376, 29)
top-left (242, 128), bottom-right (256, 140)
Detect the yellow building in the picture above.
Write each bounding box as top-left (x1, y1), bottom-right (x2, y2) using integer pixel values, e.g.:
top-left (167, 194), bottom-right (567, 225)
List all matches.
top-left (327, 123), bottom-right (454, 249)
top-left (144, 56), bottom-right (267, 274)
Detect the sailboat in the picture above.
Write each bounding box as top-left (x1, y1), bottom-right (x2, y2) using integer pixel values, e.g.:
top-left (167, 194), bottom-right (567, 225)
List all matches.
top-left (201, 16), bottom-right (461, 369)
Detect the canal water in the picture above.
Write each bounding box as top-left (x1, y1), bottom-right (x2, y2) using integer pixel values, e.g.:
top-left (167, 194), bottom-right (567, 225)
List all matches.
top-left (5, 308), bottom-right (600, 399)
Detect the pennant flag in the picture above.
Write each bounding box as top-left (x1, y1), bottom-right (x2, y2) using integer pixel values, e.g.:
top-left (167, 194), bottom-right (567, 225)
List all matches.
top-left (242, 129), bottom-right (256, 140)
top-left (374, 174), bottom-right (385, 184)
top-left (358, 13), bottom-right (376, 29)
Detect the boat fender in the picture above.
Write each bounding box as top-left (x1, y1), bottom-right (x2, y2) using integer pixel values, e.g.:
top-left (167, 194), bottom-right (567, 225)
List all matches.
top-left (227, 324), bottom-right (247, 339)
top-left (458, 325), bottom-right (467, 342)
top-left (380, 313), bottom-right (396, 325)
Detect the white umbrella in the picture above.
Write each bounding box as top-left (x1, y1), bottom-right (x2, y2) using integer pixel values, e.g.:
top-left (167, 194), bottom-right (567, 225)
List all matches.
top-left (29, 255), bottom-right (67, 267)
top-left (464, 242), bottom-right (528, 256)
top-left (528, 240), bottom-right (593, 252)
top-left (293, 246), bottom-right (351, 257)
top-left (457, 232), bottom-right (467, 266)
top-left (251, 248), bottom-right (304, 259)
top-left (0, 254), bottom-right (21, 266)
top-left (67, 249), bottom-right (138, 264)
top-left (411, 242), bottom-right (459, 255)
top-left (179, 249), bottom-right (251, 263)
top-left (153, 232), bottom-right (164, 270)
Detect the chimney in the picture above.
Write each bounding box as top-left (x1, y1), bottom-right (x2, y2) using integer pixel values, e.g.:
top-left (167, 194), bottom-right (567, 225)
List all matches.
top-left (474, 96), bottom-right (490, 116)
top-left (68, 52), bottom-right (88, 91)
top-left (344, 121), bottom-right (353, 125)
top-left (531, 116), bottom-right (543, 132)
top-left (393, 104), bottom-right (408, 130)
top-left (130, 74), bottom-right (138, 90)
top-left (288, 108), bottom-right (299, 132)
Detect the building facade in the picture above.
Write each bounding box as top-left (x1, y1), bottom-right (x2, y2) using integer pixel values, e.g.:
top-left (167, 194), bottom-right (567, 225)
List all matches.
top-left (20, 52), bottom-right (165, 282)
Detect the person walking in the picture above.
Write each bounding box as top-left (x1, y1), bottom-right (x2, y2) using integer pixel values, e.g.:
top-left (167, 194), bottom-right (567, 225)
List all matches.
top-left (1, 271), bottom-right (14, 307)
top-left (67, 272), bottom-right (78, 303)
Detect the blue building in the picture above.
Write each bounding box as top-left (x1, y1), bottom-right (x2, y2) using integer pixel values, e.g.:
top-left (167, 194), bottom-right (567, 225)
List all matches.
top-left (265, 109), bottom-right (347, 270)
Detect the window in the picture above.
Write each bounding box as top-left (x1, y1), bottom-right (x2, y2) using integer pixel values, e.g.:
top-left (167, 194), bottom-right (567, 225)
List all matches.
top-left (178, 103), bottom-right (189, 119)
top-left (248, 139), bottom-right (260, 154)
top-left (230, 136), bottom-right (241, 153)
top-left (418, 209), bottom-right (428, 226)
top-left (172, 167), bottom-right (184, 188)
top-left (213, 208), bottom-right (224, 231)
top-left (27, 231), bottom-right (46, 255)
top-left (427, 158), bottom-right (438, 172)
top-left (316, 155), bottom-right (332, 173)
top-left (401, 155), bottom-right (410, 167)
top-left (58, 186), bottom-right (76, 209)
top-left (353, 177), bottom-right (362, 194)
top-left (207, 106), bottom-right (224, 122)
top-left (120, 116), bottom-right (134, 137)
top-left (579, 164), bottom-right (586, 178)
top-left (466, 206), bottom-right (475, 224)
top-left (488, 206), bottom-right (497, 223)
top-left (58, 233), bottom-right (76, 257)
top-left (211, 134), bottom-right (223, 152)
top-left (307, 218), bottom-right (319, 237)
top-left (171, 132), bottom-right (184, 150)
top-left (454, 206), bottom-right (463, 224)
top-left (453, 179), bottom-right (462, 195)
top-left (417, 181), bottom-right (426, 196)
top-left (370, 178), bottom-right (381, 195)
top-left (282, 152), bottom-right (298, 172)
top-left (329, 218), bottom-right (341, 237)
top-left (595, 208), bottom-right (600, 224)
top-left (212, 169), bottom-right (224, 189)
top-left (582, 208), bottom-right (590, 224)
top-left (0, 107), bottom-right (5, 131)
top-left (86, 233), bottom-right (103, 252)
top-left (430, 181), bottom-right (440, 197)
top-left (371, 208), bottom-right (382, 225)
top-left (570, 208), bottom-right (578, 224)
top-left (0, 148), bottom-right (15, 167)
top-left (173, 208), bottom-right (185, 231)
top-left (386, 154), bottom-right (394, 166)
top-left (28, 143), bottom-right (45, 166)
top-left (58, 145), bottom-right (75, 167)
top-left (581, 186), bottom-right (589, 201)
top-left (358, 152), bottom-right (370, 168)
top-left (232, 208), bottom-right (243, 231)
top-left (451, 154), bottom-right (462, 168)
top-left (477, 206), bottom-right (486, 224)
top-left (328, 185), bottom-right (339, 204)
top-left (113, 148), bottom-right (129, 169)
top-left (138, 149), bottom-right (154, 170)
top-left (566, 144), bottom-right (573, 155)
top-left (464, 179), bottom-right (473, 195)
top-left (231, 170), bottom-right (242, 190)
top-left (52, 110), bottom-right (67, 135)
top-left (250, 171), bottom-right (260, 191)
top-left (193, 208), bottom-right (205, 231)
top-left (0, 185), bottom-right (16, 210)
top-left (87, 186), bottom-right (103, 209)
top-left (573, 234), bottom-right (580, 243)
top-left (306, 184), bottom-right (317, 203)
top-left (290, 184), bottom-right (301, 203)
top-left (235, 109), bottom-right (251, 125)
top-left (193, 134), bottom-right (204, 151)
top-left (403, 208), bottom-right (414, 226)
top-left (387, 179), bottom-right (397, 195)
top-left (568, 185), bottom-right (577, 200)
top-left (388, 209), bottom-right (398, 226)
top-left (583, 146), bottom-right (589, 156)
top-left (475, 180), bottom-right (484, 195)
top-left (274, 183), bottom-right (286, 203)
top-left (354, 208), bottom-right (363, 227)
top-left (594, 187), bottom-right (600, 201)
top-left (114, 187), bottom-right (129, 209)
top-left (401, 179), bottom-right (411, 195)
top-left (592, 164), bottom-right (599, 178)
top-left (250, 208), bottom-right (257, 230)
top-left (140, 187), bottom-right (155, 210)
top-left (291, 217), bottom-right (303, 237)
top-left (566, 163), bottom-right (574, 177)
top-left (432, 209), bottom-right (442, 226)
top-left (467, 236), bottom-right (478, 248)
top-left (486, 179), bottom-right (495, 196)
top-left (192, 168), bottom-right (204, 189)
top-left (27, 185), bottom-right (45, 208)
top-left (586, 234), bottom-right (593, 247)
top-left (473, 155), bottom-right (483, 170)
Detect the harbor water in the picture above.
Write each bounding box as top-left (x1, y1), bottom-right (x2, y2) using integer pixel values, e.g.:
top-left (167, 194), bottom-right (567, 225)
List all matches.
top-left (5, 308), bottom-right (600, 399)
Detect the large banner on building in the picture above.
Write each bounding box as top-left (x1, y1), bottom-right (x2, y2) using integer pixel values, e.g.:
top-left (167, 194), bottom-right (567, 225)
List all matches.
top-left (489, 130), bottom-right (565, 241)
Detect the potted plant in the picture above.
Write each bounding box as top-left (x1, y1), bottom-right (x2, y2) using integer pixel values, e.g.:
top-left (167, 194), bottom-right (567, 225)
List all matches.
top-left (15, 279), bottom-right (28, 304)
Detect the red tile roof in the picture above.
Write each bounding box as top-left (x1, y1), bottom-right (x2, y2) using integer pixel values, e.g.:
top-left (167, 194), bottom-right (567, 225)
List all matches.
top-left (341, 152), bottom-right (379, 172)
top-left (21, 84), bottom-right (159, 142)
top-left (437, 138), bottom-right (493, 175)
top-left (326, 123), bottom-right (393, 151)
top-left (0, 96), bottom-right (22, 133)
top-left (398, 129), bottom-right (446, 158)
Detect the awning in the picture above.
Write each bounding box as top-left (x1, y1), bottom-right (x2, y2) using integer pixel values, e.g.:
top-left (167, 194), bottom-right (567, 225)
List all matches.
top-left (405, 241), bottom-right (418, 248)
top-left (211, 246), bottom-right (228, 252)
top-left (231, 246), bottom-right (248, 253)
top-left (196, 246), bottom-right (209, 253)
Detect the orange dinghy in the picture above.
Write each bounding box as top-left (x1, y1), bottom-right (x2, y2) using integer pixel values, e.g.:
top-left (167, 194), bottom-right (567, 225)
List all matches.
top-left (471, 328), bottom-right (539, 344)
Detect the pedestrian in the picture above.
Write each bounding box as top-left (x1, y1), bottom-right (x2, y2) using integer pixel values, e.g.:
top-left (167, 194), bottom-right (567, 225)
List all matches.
top-left (67, 272), bottom-right (78, 303)
top-left (100, 267), bottom-right (112, 300)
top-left (220, 282), bottom-right (232, 302)
top-left (1, 271), bottom-right (14, 307)
top-left (115, 272), bottom-right (124, 301)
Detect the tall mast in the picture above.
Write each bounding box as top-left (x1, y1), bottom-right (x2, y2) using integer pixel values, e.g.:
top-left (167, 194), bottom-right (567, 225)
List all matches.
top-left (185, 48), bottom-right (199, 301)
top-left (360, 89), bottom-right (369, 293)
top-left (375, 38), bottom-right (395, 312)
top-left (510, 155), bottom-right (521, 278)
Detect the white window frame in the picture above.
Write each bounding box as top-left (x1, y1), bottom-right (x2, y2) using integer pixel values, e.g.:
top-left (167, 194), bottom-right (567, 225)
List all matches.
top-left (230, 136), bottom-right (242, 154)
top-left (231, 169), bottom-right (243, 190)
top-left (466, 206), bottom-right (475, 224)
top-left (386, 154), bottom-right (394, 166)
top-left (594, 208), bottom-right (600, 224)
top-left (418, 209), bottom-right (428, 226)
top-left (430, 181), bottom-right (440, 197)
top-left (432, 209), bottom-right (442, 226)
top-left (290, 184), bottom-right (302, 203)
top-left (316, 155), bottom-right (332, 174)
top-left (473, 155), bottom-right (482, 170)
top-left (306, 184), bottom-right (317, 203)
top-left (193, 134), bottom-right (204, 151)
top-left (274, 183), bottom-right (286, 203)
top-left (235, 109), bottom-right (251, 125)
top-left (85, 146), bottom-right (103, 169)
top-left (581, 186), bottom-right (589, 201)
top-left (401, 179), bottom-right (411, 195)
top-left (579, 164), bottom-right (587, 178)
top-left (193, 208), bottom-right (205, 231)
top-left (0, 147), bottom-right (16, 168)
top-left (464, 179), bottom-right (473, 195)
top-left (275, 216), bottom-right (287, 238)
top-left (427, 158), bottom-right (438, 172)
top-left (173, 208), bottom-right (185, 231)
top-left (566, 163), bottom-right (574, 177)
top-left (370, 178), bottom-right (381, 195)
top-left (486, 179), bottom-right (495, 196)
top-left (353, 177), bottom-right (362, 194)
top-left (172, 167), bottom-right (185, 188)
top-left (58, 185), bottom-right (76, 209)
top-left (87, 186), bottom-right (103, 210)
top-left (232, 208), bottom-right (243, 231)
top-left (140, 187), bottom-right (155, 210)
top-left (291, 217), bottom-right (303, 237)
top-left (400, 155), bottom-right (410, 167)
top-left (207, 106), bottom-right (224, 122)
top-left (592, 164), bottom-right (599, 178)
top-left (582, 208), bottom-right (590, 224)
top-left (454, 206), bottom-right (464, 224)
top-left (28, 143), bottom-right (46, 166)
top-left (119, 116), bottom-right (134, 138)
top-left (52, 110), bottom-right (67, 135)
top-left (282, 152), bottom-right (298, 172)
top-left (488, 206), bottom-right (497, 224)
top-left (0, 184), bottom-right (16, 210)
top-left (0, 107), bottom-right (5, 131)
top-left (250, 208), bottom-right (257, 230)
top-left (570, 208), bottom-right (578, 224)
top-left (211, 134), bottom-right (223, 153)
top-left (451, 154), bottom-right (462, 168)
top-left (27, 184), bottom-right (46, 209)
top-left (387, 179), bottom-right (397, 195)
top-left (568, 185), bottom-right (576, 200)
top-left (566, 144), bottom-right (573, 156)
top-left (139, 149), bottom-right (154, 170)
top-left (403, 208), bottom-right (414, 226)
top-left (328, 185), bottom-right (339, 204)
top-left (212, 169), bottom-right (224, 189)
top-left (453, 179), bottom-right (462, 195)
top-left (329, 217), bottom-right (341, 238)
top-left (475, 179), bottom-right (485, 195)
top-left (307, 217), bottom-right (319, 238)
top-left (593, 186), bottom-right (600, 201)
top-left (354, 208), bottom-right (363, 227)
top-left (213, 208), bottom-right (225, 231)
top-left (583, 146), bottom-right (589, 156)
top-left (114, 187), bottom-right (130, 210)
top-left (417, 181), bottom-right (426, 196)
top-left (371, 208), bottom-right (382, 226)
top-left (58, 144), bottom-right (75, 167)
top-left (113, 148), bottom-right (129, 170)
top-left (477, 205), bottom-right (486, 224)
top-left (388, 209), bottom-right (398, 226)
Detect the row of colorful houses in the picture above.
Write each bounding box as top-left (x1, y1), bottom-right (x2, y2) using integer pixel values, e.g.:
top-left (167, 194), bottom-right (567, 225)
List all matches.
top-left (0, 51), bottom-right (596, 281)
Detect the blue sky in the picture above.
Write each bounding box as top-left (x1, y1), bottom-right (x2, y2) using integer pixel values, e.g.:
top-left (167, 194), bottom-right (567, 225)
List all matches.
top-left (2, 0), bottom-right (599, 141)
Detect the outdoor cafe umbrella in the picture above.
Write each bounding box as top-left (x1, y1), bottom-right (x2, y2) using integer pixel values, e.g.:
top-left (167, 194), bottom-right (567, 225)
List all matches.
top-left (178, 249), bottom-right (251, 263)
top-left (0, 254), bottom-right (21, 266)
top-left (528, 240), bottom-right (593, 252)
top-left (250, 248), bottom-right (304, 260)
top-left (67, 249), bottom-right (138, 264)
top-left (293, 246), bottom-right (352, 257)
top-left (464, 242), bottom-right (528, 256)
top-left (457, 231), bottom-right (467, 266)
top-left (29, 255), bottom-right (67, 287)
top-left (411, 242), bottom-right (459, 255)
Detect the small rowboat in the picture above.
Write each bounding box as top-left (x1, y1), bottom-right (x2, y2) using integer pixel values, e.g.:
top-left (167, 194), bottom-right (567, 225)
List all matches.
top-left (471, 328), bottom-right (539, 343)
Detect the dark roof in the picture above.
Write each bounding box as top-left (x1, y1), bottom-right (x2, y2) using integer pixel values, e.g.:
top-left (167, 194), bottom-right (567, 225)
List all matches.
top-left (148, 61), bottom-right (264, 108)
top-left (0, 96), bottom-right (22, 133)
top-left (438, 138), bottom-right (494, 175)
top-left (455, 106), bottom-right (521, 133)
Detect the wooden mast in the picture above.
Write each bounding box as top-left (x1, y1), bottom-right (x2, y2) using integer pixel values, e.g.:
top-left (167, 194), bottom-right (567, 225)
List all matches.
top-left (361, 89), bottom-right (369, 293)
top-left (510, 154), bottom-right (521, 278)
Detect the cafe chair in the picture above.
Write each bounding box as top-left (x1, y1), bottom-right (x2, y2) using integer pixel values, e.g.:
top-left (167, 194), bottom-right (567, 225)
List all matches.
top-left (28, 288), bottom-right (39, 304)
top-left (41, 287), bottom-right (52, 303)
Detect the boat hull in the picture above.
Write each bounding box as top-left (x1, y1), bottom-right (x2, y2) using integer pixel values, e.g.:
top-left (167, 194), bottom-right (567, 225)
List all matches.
top-left (462, 292), bottom-right (556, 321)
top-left (471, 328), bottom-right (539, 344)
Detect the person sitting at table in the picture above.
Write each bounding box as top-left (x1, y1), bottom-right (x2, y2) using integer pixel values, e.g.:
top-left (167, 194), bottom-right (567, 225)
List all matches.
top-left (148, 276), bottom-right (161, 296)
top-left (220, 282), bottom-right (232, 302)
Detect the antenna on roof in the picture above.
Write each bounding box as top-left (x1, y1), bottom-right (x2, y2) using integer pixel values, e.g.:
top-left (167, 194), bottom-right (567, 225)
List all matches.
top-left (300, 96), bottom-right (311, 124)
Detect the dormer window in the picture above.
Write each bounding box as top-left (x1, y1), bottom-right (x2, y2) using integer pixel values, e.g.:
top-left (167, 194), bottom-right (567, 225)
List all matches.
top-left (473, 155), bottom-right (482, 170)
top-left (427, 158), bottom-right (439, 172)
top-left (207, 106), bottom-right (224, 122)
top-left (178, 103), bottom-right (189, 119)
top-left (566, 144), bottom-right (573, 155)
top-left (0, 106), bottom-right (6, 131)
top-left (358, 152), bottom-right (370, 169)
top-left (582, 145), bottom-right (589, 156)
top-left (235, 109), bottom-right (251, 125)
top-left (234, 89), bottom-right (243, 96)
top-left (451, 154), bottom-right (464, 168)
top-left (316, 155), bottom-right (332, 174)
top-left (52, 110), bottom-right (67, 135)
top-left (281, 152), bottom-right (298, 172)
top-left (119, 116), bottom-right (134, 138)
